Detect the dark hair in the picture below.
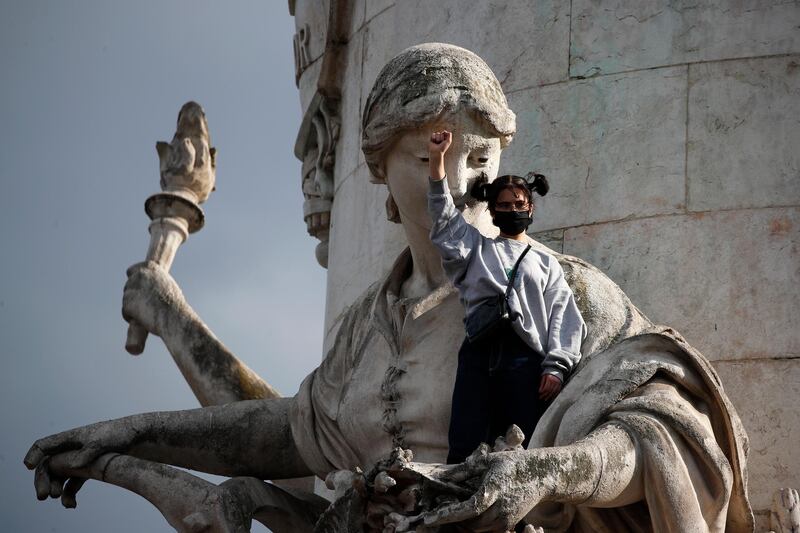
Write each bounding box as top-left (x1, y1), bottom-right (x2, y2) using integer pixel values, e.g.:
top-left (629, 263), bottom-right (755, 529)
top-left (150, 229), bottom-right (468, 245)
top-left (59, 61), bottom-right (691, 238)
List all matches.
top-left (471, 172), bottom-right (549, 211)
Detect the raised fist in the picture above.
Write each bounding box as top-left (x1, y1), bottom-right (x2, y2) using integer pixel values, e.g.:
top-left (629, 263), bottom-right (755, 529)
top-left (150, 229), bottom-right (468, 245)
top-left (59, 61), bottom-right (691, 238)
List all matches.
top-left (428, 130), bottom-right (452, 155)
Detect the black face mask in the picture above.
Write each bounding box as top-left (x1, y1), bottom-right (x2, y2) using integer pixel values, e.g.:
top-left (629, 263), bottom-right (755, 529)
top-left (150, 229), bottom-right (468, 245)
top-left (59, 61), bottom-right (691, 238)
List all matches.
top-left (493, 210), bottom-right (532, 235)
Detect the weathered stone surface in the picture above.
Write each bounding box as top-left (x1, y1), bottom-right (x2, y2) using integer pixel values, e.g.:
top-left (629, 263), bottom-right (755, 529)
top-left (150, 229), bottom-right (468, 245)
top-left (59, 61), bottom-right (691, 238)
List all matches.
top-left (391, 0), bottom-right (570, 92)
top-left (530, 228), bottom-right (564, 254)
top-left (564, 207), bottom-right (800, 361)
top-left (505, 66), bottom-right (687, 230)
top-left (358, 5), bottom-right (400, 121)
top-left (687, 55), bottom-right (800, 211)
top-left (297, 56), bottom-right (323, 114)
top-left (332, 28), bottom-right (366, 184)
top-left (570, 0), bottom-right (800, 77)
top-left (365, 0), bottom-right (394, 24)
top-left (331, 0), bottom-right (389, 38)
top-left (345, 0), bottom-right (367, 37)
top-left (713, 358), bottom-right (800, 511)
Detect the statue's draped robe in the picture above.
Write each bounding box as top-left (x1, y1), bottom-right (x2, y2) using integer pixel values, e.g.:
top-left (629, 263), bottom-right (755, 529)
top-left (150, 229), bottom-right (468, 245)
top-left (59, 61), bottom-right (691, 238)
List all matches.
top-left (290, 243), bottom-right (753, 532)
top-left (527, 330), bottom-right (753, 532)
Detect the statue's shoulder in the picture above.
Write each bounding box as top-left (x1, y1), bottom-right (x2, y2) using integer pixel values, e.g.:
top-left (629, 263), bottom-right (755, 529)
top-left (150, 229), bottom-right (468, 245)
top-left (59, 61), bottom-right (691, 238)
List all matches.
top-left (527, 238), bottom-right (652, 356)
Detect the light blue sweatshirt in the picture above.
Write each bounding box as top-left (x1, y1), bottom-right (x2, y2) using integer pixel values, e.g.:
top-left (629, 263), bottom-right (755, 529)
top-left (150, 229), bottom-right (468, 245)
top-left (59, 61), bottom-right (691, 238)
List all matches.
top-left (427, 177), bottom-right (586, 382)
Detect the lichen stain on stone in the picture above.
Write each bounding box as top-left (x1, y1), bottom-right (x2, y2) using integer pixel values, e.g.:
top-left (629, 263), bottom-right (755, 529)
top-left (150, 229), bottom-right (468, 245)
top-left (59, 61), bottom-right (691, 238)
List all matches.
top-left (236, 365), bottom-right (279, 400)
top-left (567, 265), bottom-right (596, 325)
top-left (768, 216), bottom-right (792, 237)
top-left (518, 453), bottom-right (595, 491)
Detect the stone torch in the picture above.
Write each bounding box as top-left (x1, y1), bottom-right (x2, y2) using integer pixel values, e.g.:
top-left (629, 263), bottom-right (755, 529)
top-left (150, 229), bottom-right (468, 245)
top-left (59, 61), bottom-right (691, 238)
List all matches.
top-left (125, 101), bottom-right (216, 355)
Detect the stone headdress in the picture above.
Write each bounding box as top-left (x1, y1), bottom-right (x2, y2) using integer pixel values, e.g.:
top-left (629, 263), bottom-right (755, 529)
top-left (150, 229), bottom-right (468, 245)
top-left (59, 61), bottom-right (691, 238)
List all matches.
top-left (361, 43), bottom-right (516, 220)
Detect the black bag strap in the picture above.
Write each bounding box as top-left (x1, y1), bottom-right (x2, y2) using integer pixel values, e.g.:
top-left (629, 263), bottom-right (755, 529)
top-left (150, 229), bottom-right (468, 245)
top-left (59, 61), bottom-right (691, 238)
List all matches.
top-left (504, 244), bottom-right (532, 301)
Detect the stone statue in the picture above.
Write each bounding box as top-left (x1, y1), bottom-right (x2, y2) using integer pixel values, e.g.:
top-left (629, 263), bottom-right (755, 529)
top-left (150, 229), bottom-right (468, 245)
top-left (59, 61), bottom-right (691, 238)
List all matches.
top-left (24, 43), bottom-right (754, 532)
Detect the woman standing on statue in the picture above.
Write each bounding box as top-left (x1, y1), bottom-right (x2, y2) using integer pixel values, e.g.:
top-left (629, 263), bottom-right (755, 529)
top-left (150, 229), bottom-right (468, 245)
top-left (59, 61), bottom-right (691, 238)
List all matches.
top-left (427, 130), bottom-right (586, 464)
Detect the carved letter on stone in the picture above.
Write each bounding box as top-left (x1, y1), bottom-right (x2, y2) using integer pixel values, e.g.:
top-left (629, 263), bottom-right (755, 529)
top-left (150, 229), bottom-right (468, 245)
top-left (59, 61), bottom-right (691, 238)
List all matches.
top-left (293, 23), bottom-right (311, 85)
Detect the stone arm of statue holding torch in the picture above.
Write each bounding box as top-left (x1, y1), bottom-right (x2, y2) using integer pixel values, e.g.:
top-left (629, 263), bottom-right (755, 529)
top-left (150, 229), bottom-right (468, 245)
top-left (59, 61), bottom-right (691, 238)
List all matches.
top-left (124, 101), bottom-right (278, 406)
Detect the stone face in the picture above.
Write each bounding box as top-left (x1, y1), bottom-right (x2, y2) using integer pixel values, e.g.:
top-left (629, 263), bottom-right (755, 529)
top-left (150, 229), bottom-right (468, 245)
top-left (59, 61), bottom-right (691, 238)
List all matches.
top-left (570, 0), bottom-right (800, 77)
top-left (504, 66), bottom-right (687, 230)
top-left (687, 55), bottom-right (800, 212)
top-left (564, 207), bottom-right (800, 362)
top-left (713, 358), bottom-right (800, 511)
top-left (392, 0), bottom-right (570, 92)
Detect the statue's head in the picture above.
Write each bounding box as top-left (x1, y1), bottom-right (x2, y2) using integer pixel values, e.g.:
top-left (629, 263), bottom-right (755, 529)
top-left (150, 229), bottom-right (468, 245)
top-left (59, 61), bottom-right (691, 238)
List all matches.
top-left (362, 43), bottom-right (516, 224)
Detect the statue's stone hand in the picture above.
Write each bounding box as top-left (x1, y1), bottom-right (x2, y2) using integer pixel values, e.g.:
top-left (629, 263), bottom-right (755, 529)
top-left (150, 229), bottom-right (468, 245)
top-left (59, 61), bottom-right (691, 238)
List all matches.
top-left (122, 261), bottom-right (188, 338)
top-left (423, 450), bottom-right (545, 532)
top-left (24, 421), bottom-right (138, 507)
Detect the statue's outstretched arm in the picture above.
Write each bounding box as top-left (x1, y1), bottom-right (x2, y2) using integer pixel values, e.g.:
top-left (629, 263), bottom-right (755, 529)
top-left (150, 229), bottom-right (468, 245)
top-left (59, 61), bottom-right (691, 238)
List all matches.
top-left (24, 397), bottom-right (312, 505)
top-left (123, 262), bottom-right (280, 405)
top-left (424, 423), bottom-right (641, 531)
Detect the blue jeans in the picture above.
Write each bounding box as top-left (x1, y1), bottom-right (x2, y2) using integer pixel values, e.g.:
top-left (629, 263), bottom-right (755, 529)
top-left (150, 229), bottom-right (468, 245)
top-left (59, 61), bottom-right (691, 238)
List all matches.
top-left (447, 324), bottom-right (546, 464)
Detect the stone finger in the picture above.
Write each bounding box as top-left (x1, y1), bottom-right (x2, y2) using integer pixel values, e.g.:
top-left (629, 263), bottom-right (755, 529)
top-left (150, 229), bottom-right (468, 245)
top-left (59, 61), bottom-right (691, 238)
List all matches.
top-left (29, 431), bottom-right (81, 462)
top-left (49, 475), bottom-right (64, 498)
top-left (462, 500), bottom-right (507, 532)
top-left (423, 497), bottom-right (478, 526)
top-left (423, 489), bottom-right (496, 526)
top-left (23, 443), bottom-right (44, 470)
top-left (121, 295), bottom-right (133, 322)
top-left (49, 447), bottom-right (96, 474)
top-left (61, 478), bottom-right (87, 509)
top-left (34, 459), bottom-right (52, 500)
top-left (437, 462), bottom-right (478, 483)
top-left (125, 261), bottom-right (150, 278)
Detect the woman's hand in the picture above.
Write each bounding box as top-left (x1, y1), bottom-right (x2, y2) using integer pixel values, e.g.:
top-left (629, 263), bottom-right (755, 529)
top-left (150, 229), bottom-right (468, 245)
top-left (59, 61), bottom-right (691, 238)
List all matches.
top-left (24, 420), bottom-right (140, 507)
top-left (421, 449), bottom-right (548, 531)
top-left (539, 374), bottom-right (562, 401)
top-left (428, 130), bottom-right (452, 180)
top-left (122, 261), bottom-right (188, 339)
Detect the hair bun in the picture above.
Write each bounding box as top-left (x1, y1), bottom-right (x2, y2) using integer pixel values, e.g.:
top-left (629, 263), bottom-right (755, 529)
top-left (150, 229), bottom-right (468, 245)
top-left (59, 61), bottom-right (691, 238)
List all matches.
top-left (470, 172), bottom-right (491, 201)
top-left (527, 172), bottom-right (549, 197)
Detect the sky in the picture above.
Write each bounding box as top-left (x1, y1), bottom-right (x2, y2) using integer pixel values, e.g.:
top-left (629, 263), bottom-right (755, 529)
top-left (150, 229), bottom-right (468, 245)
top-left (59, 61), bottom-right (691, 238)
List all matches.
top-left (0, 1), bottom-right (326, 531)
